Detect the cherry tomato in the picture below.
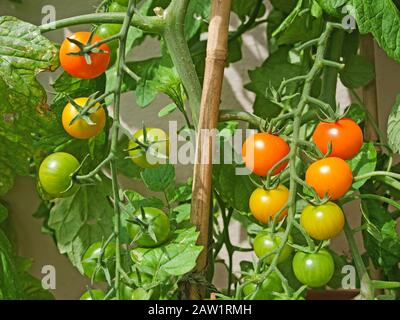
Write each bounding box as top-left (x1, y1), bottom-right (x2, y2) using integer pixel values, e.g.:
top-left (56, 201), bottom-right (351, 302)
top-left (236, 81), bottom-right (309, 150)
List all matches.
top-left (242, 133), bottom-right (289, 176)
top-left (62, 97), bottom-right (106, 140)
top-left (301, 202), bottom-right (345, 240)
top-left (95, 24), bottom-right (121, 66)
top-left (128, 128), bottom-right (169, 169)
top-left (249, 185), bottom-right (289, 224)
top-left (253, 229), bottom-right (293, 264)
top-left (243, 271), bottom-right (283, 300)
top-left (127, 207), bottom-right (170, 248)
top-left (108, 2), bottom-right (127, 12)
top-left (39, 152), bottom-right (80, 198)
top-left (80, 289), bottom-right (105, 300)
top-left (59, 32), bottom-right (110, 79)
top-left (82, 241), bottom-right (116, 283)
top-left (292, 249), bottom-right (335, 288)
top-left (305, 157), bottom-right (353, 200)
top-left (312, 118), bottom-right (363, 160)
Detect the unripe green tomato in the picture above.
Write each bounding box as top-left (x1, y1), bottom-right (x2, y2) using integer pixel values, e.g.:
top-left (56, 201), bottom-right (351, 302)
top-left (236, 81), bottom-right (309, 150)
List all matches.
top-left (108, 2), bottom-right (127, 12)
top-left (95, 24), bottom-right (121, 66)
top-left (243, 271), bottom-right (283, 300)
top-left (80, 289), bottom-right (106, 300)
top-left (38, 152), bottom-right (80, 198)
top-left (127, 207), bottom-right (170, 248)
top-left (82, 241), bottom-right (116, 283)
top-left (253, 229), bottom-right (293, 264)
top-left (292, 249), bottom-right (335, 288)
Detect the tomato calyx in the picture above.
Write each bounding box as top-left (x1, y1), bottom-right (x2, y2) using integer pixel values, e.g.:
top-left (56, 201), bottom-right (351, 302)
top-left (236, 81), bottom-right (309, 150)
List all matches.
top-left (65, 92), bottom-right (104, 126)
top-left (126, 207), bottom-right (160, 244)
top-left (65, 31), bottom-right (109, 65)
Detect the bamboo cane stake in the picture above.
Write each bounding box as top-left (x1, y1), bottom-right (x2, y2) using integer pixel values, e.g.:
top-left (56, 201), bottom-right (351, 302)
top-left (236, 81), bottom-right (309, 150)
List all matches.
top-left (189, 0), bottom-right (232, 299)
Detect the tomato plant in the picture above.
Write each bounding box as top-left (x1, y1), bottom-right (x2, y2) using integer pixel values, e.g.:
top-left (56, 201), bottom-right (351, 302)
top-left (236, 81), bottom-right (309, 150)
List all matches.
top-left (2, 0), bottom-right (400, 302)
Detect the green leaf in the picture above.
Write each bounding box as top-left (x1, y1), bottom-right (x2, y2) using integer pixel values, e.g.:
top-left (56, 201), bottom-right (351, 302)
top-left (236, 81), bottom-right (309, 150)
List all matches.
top-left (185, 0), bottom-right (210, 40)
top-left (172, 203), bottom-right (191, 223)
top-left (47, 182), bottom-right (114, 272)
top-left (345, 103), bottom-right (366, 124)
top-left (317, 0), bottom-right (347, 17)
top-left (124, 190), bottom-right (165, 211)
top-left (353, 0), bottom-right (400, 63)
top-left (213, 163), bottom-right (255, 213)
top-left (340, 54), bottom-right (375, 89)
top-left (0, 203), bottom-right (8, 223)
top-left (0, 16), bottom-right (59, 195)
top-left (141, 164), bottom-right (175, 192)
top-left (380, 221), bottom-right (400, 270)
top-left (130, 226), bottom-right (202, 279)
top-left (388, 94), bottom-right (400, 154)
top-left (270, 0), bottom-right (297, 13)
top-left (158, 103), bottom-right (178, 117)
top-left (348, 142), bottom-right (377, 190)
top-left (232, 0), bottom-right (266, 21)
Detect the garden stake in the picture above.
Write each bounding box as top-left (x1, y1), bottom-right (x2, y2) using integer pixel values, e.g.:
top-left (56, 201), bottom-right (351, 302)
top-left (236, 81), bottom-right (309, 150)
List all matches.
top-left (189, 0), bottom-right (232, 299)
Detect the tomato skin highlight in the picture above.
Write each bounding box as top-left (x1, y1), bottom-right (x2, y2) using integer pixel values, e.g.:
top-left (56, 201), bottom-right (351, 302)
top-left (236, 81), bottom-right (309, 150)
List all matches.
top-left (128, 128), bottom-right (169, 169)
top-left (82, 241), bottom-right (116, 283)
top-left (305, 157), bottom-right (353, 200)
top-left (59, 32), bottom-right (110, 79)
top-left (242, 133), bottom-right (289, 176)
top-left (249, 185), bottom-right (289, 224)
top-left (253, 229), bottom-right (293, 264)
top-left (39, 152), bottom-right (80, 198)
top-left (127, 207), bottom-right (170, 248)
top-left (301, 202), bottom-right (345, 240)
top-left (62, 97), bottom-right (106, 139)
top-left (292, 249), bottom-right (335, 288)
top-left (313, 118), bottom-right (363, 160)
top-left (243, 272), bottom-right (283, 300)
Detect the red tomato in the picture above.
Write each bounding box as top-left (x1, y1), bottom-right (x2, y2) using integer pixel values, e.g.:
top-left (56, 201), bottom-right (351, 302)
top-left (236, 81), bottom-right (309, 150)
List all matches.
top-left (59, 32), bottom-right (110, 79)
top-left (305, 157), bottom-right (353, 200)
top-left (312, 118), bottom-right (363, 160)
top-left (242, 133), bottom-right (290, 176)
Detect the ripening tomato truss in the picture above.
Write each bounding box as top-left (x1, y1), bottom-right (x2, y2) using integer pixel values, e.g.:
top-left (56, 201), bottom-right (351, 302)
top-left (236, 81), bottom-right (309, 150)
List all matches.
top-left (1, 0), bottom-right (400, 302)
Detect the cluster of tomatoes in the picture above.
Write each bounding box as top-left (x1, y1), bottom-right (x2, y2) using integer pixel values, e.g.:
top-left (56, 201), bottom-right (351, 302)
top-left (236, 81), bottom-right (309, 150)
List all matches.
top-left (241, 117), bottom-right (363, 291)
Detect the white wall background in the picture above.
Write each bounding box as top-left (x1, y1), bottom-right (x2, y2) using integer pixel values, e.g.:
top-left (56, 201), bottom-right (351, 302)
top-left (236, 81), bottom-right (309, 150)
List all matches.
top-left (1, 0), bottom-right (400, 299)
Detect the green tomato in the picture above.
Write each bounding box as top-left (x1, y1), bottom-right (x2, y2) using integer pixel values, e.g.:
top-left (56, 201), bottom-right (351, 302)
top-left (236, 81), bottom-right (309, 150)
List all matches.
top-left (82, 241), bottom-right (116, 283)
top-left (253, 229), bottom-right (293, 264)
top-left (292, 249), bottom-right (335, 288)
top-left (243, 271), bottom-right (283, 300)
top-left (80, 289), bottom-right (106, 300)
top-left (128, 128), bottom-right (169, 169)
top-left (127, 207), bottom-right (170, 248)
top-left (114, 0), bottom-right (129, 5)
top-left (95, 24), bottom-right (121, 66)
top-left (38, 152), bottom-right (80, 198)
top-left (108, 2), bottom-right (127, 12)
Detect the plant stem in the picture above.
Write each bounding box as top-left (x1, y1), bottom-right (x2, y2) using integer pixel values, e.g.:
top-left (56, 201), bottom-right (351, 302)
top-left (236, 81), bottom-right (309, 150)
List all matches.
top-left (163, 0), bottom-right (202, 127)
top-left (39, 12), bottom-right (164, 34)
top-left (109, 1), bottom-right (137, 299)
top-left (354, 171), bottom-right (400, 182)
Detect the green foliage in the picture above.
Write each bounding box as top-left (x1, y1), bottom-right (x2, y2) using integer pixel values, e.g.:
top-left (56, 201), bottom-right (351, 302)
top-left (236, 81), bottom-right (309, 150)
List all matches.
top-left (340, 54), bottom-right (375, 89)
top-left (0, 17), bottom-right (59, 195)
top-left (47, 182), bottom-right (114, 272)
top-left (348, 143), bottom-right (377, 190)
top-left (353, 0), bottom-right (400, 63)
top-left (141, 164), bottom-right (175, 192)
top-left (388, 94), bottom-right (400, 154)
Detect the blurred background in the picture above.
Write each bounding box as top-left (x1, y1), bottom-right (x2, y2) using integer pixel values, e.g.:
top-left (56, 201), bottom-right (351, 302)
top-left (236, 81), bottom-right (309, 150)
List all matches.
top-left (1, 0), bottom-right (399, 299)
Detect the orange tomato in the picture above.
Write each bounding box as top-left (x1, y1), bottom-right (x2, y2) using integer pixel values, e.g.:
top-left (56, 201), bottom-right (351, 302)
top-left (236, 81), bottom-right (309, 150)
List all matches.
top-left (305, 157), bottom-right (353, 200)
top-left (62, 97), bottom-right (106, 139)
top-left (59, 32), bottom-right (110, 79)
top-left (249, 185), bottom-right (289, 224)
